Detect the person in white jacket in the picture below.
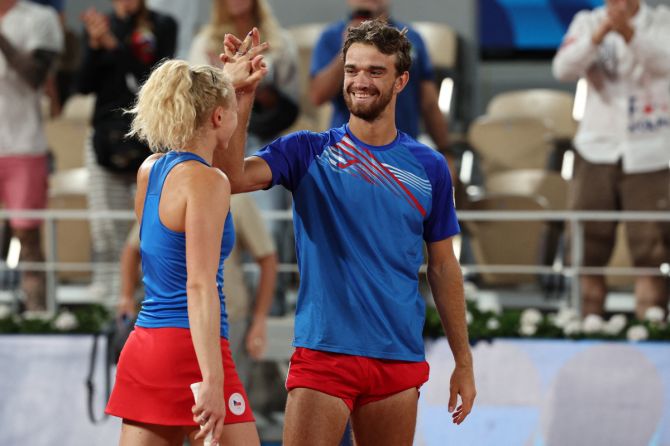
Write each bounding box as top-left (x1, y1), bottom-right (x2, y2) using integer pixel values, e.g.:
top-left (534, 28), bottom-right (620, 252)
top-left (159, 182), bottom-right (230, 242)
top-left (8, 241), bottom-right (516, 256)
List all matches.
top-left (553, 0), bottom-right (670, 320)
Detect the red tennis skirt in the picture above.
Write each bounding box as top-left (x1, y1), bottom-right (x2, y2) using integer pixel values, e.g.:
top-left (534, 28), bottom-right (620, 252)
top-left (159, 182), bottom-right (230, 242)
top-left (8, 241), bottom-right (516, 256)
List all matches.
top-left (105, 326), bottom-right (254, 425)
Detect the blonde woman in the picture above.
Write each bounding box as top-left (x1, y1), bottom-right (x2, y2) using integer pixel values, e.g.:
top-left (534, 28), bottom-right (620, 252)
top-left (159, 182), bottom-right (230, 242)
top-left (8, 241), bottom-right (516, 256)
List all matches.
top-left (105, 33), bottom-right (268, 446)
top-left (189, 0), bottom-right (299, 142)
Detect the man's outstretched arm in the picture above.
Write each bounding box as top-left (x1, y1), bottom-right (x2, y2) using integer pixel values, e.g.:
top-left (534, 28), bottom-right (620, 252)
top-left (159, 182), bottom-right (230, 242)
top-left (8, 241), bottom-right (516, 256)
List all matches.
top-left (214, 29), bottom-right (273, 193)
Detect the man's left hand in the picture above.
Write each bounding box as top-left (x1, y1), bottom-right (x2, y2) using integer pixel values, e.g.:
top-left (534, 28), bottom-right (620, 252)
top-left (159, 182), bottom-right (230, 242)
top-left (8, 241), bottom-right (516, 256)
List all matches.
top-left (449, 363), bottom-right (476, 425)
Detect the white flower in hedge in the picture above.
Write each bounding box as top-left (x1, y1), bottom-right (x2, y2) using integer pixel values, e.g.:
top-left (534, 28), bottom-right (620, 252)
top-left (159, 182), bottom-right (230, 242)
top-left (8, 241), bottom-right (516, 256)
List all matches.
top-left (604, 314), bottom-right (628, 336)
top-left (563, 320), bottom-right (582, 336)
top-left (0, 304), bottom-right (11, 319)
top-left (466, 311), bottom-right (473, 325)
top-left (486, 318), bottom-right (500, 331)
top-left (626, 325), bottom-right (649, 342)
top-left (644, 306), bottom-right (665, 324)
top-left (519, 323), bottom-right (537, 336)
top-left (53, 310), bottom-right (79, 331)
top-left (582, 314), bottom-right (605, 334)
top-left (476, 299), bottom-right (502, 315)
top-left (554, 307), bottom-right (580, 328)
top-left (520, 308), bottom-right (543, 327)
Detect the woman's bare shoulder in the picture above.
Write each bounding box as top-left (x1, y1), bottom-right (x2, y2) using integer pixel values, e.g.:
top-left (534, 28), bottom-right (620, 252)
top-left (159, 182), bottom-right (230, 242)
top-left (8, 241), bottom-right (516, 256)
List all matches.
top-left (136, 153), bottom-right (164, 186)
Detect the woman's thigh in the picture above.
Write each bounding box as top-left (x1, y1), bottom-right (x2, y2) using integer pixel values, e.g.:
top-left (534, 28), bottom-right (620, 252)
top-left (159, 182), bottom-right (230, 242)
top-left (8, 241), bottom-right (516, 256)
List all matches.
top-left (186, 422), bottom-right (260, 446)
top-left (119, 419), bottom-right (186, 446)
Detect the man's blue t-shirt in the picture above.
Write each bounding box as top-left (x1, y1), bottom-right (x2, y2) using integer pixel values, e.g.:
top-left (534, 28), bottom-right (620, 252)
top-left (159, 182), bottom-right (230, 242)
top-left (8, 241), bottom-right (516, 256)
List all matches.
top-left (255, 125), bottom-right (459, 361)
top-left (310, 20), bottom-right (434, 138)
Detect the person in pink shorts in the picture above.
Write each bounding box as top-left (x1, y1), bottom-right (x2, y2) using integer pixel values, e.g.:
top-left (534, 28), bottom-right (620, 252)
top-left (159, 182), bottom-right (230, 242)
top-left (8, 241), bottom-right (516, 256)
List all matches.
top-left (0, 0), bottom-right (63, 310)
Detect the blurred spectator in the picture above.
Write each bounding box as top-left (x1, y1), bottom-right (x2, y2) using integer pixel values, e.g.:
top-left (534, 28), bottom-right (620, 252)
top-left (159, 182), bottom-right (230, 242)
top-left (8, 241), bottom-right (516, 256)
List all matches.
top-left (189, 0), bottom-right (299, 144)
top-left (28, 0), bottom-right (60, 7)
top-left (0, 0), bottom-right (63, 311)
top-left (77, 0), bottom-right (176, 303)
top-left (553, 0), bottom-right (670, 318)
top-left (116, 221), bottom-right (141, 317)
top-left (310, 0), bottom-right (451, 156)
top-left (29, 0), bottom-right (80, 117)
top-left (117, 194), bottom-right (278, 390)
top-left (146, 0), bottom-right (208, 59)
top-left (223, 194), bottom-right (278, 387)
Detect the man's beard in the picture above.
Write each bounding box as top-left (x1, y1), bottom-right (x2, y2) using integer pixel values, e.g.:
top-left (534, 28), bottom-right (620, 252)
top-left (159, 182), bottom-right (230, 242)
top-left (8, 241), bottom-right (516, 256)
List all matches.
top-left (343, 84), bottom-right (394, 122)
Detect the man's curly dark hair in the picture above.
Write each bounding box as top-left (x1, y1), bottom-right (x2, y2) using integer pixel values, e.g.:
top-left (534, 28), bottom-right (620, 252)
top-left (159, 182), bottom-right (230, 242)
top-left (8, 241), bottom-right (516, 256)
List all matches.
top-left (342, 18), bottom-right (412, 75)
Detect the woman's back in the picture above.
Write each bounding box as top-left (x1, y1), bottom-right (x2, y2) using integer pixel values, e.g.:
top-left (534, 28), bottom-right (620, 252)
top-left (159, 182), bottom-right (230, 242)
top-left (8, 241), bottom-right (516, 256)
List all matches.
top-left (135, 151), bottom-right (235, 337)
top-left (105, 51), bottom-right (268, 443)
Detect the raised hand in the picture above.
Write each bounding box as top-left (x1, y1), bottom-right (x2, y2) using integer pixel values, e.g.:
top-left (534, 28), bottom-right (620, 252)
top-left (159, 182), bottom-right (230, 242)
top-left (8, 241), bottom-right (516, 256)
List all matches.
top-left (219, 27), bottom-right (269, 92)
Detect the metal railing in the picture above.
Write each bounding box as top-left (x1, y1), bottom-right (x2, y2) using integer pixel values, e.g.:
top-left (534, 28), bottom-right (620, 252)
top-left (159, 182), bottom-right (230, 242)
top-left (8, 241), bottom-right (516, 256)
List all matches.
top-left (1, 208), bottom-right (669, 315)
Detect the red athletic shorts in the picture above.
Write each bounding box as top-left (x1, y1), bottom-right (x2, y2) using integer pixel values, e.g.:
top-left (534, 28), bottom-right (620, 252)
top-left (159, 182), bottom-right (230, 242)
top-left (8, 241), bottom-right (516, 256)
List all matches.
top-left (0, 155), bottom-right (48, 229)
top-left (285, 347), bottom-right (430, 411)
top-left (106, 327), bottom-right (254, 425)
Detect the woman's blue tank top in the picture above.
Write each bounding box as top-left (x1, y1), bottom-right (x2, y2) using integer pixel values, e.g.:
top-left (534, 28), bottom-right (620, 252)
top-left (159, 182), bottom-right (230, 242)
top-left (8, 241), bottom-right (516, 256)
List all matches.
top-left (135, 151), bottom-right (235, 338)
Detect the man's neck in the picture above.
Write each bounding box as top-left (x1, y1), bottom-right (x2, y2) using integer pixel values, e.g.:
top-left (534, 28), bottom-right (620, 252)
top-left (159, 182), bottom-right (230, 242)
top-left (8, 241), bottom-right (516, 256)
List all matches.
top-left (347, 115), bottom-right (398, 147)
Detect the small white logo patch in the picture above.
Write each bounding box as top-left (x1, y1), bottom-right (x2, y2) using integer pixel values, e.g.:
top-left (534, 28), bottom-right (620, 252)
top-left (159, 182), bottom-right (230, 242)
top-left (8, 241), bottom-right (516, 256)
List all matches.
top-left (228, 393), bottom-right (246, 416)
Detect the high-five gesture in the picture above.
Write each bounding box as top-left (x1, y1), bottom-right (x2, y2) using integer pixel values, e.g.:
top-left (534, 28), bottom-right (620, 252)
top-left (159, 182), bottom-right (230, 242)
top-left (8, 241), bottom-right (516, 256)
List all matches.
top-left (220, 27), bottom-right (269, 92)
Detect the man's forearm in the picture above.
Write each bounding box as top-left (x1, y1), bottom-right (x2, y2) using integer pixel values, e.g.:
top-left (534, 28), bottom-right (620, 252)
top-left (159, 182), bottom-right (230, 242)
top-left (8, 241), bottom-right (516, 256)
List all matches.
top-left (0, 34), bottom-right (55, 89)
top-left (428, 260), bottom-right (472, 366)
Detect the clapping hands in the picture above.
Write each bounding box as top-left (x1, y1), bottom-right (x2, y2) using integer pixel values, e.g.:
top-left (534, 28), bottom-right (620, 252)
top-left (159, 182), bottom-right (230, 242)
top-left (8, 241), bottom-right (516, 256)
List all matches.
top-left (81, 8), bottom-right (118, 50)
top-left (606, 0), bottom-right (635, 42)
top-left (607, 0), bottom-right (629, 30)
